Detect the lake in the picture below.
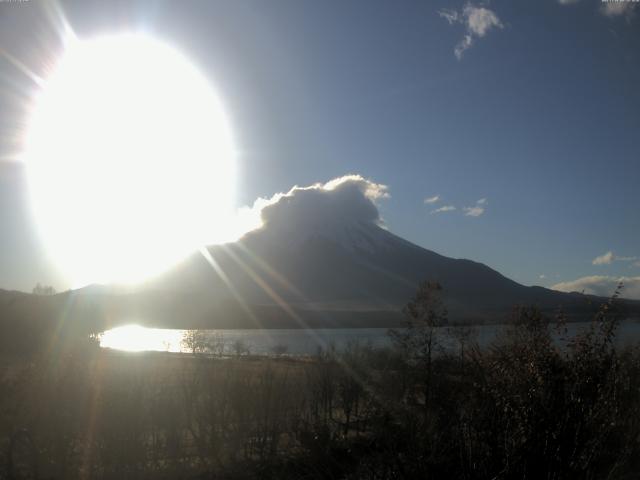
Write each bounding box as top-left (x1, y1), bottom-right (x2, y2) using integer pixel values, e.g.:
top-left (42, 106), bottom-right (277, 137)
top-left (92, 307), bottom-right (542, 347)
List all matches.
top-left (99, 320), bottom-right (640, 355)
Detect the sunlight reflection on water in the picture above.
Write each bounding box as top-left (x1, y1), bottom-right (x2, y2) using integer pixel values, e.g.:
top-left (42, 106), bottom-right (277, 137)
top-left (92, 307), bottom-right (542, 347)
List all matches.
top-left (98, 325), bottom-right (397, 355)
top-left (99, 325), bottom-right (187, 352)
top-left (98, 321), bottom-right (640, 356)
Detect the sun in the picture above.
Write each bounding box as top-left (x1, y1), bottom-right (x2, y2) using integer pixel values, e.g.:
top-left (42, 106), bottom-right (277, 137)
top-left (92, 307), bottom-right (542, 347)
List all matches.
top-left (24, 34), bottom-right (236, 287)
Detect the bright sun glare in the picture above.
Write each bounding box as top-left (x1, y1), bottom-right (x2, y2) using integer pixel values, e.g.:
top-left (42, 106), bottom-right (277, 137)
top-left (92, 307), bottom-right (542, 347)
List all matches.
top-left (24, 34), bottom-right (236, 287)
top-left (100, 324), bottom-right (185, 353)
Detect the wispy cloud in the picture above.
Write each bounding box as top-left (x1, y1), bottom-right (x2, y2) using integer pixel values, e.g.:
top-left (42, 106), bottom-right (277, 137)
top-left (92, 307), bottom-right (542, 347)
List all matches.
top-left (600, 1), bottom-right (637, 19)
top-left (552, 275), bottom-right (640, 300)
top-left (462, 198), bottom-right (487, 217)
top-left (592, 250), bottom-right (637, 265)
top-left (439, 9), bottom-right (460, 24)
top-left (560, 0), bottom-right (637, 20)
top-left (426, 196), bottom-right (487, 217)
top-left (431, 205), bottom-right (457, 214)
top-left (463, 206), bottom-right (484, 217)
top-left (592, 250), bottom-right (615, 265)
top-left (439, 3), bottom-right (504, 59)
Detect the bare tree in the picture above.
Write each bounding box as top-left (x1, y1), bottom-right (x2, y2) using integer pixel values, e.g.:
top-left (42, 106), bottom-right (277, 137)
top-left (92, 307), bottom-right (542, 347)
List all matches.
top-left (390, 281), bottom-right (448, 410)
top-left (181, 330), bottom-right (211, 355)
top-left (32, 283), bottom-right (56, 295)
top-left (447, 324), bottom-right (478, 369)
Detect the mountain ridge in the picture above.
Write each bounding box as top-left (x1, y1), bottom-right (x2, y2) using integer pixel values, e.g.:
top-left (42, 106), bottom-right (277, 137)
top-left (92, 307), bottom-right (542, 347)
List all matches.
top-left (73, 216), bottom-right (636, 329)
top-left (3, 176), bottom-right (639, 331)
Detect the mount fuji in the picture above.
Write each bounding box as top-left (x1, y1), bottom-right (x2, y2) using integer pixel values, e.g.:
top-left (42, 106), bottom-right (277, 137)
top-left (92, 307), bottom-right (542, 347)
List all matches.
top-left (55, 175), bottom-right (639, 331)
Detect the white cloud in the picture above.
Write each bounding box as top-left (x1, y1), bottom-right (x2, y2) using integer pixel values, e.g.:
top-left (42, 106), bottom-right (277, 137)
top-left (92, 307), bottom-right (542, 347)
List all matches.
top-left (552, 275), bottom-right (640, 300)
top-left (233, 174), bottom-right (390, 239)
top-left (439, 8), bottom-right (459, 24)
top-left (593, 250), bottom-right (615, 265)
top-left (462, 198), bottom-right (487, 217)
top-left (424, 195), bottom-right (441, 204)
top-left (465, 4), bottom-right (503, 36)
top-left (592, 250), bottom-right (638, 265)
top-left (601, 2), bottom-right (637, 18)
top-left (539, 274), bottom-right (546, 279)
top-left (323, 174), bottom-right (389, 200)
top-left (431, 205), bottom-right (457, 214)
top-left (454, 35), bottom-right (474, 60)
top-left (439, 3), bottom-right (504, 59)
top-left (561, 1), bottom-right (636, 19)
top-left (463, 206), bottom-right (485, 217)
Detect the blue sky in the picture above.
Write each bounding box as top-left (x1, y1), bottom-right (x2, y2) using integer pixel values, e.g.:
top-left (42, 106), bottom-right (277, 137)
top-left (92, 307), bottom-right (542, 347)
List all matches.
top-left (0, 0), bottom-right (638, 295)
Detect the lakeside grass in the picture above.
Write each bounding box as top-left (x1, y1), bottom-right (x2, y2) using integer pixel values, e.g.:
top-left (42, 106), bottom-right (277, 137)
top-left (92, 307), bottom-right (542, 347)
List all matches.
top-left (2, 297), bottom-right (640, 479)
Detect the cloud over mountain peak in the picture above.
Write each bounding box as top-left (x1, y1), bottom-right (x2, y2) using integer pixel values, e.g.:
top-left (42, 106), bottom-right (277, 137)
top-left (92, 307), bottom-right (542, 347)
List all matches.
top-left (234, 175), bottom-right (390, 242)
top-left (260, 175), bottom-right (388, 230)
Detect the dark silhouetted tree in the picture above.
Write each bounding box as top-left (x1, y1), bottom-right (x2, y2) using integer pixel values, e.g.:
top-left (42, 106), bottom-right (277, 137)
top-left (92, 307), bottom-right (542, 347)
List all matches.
top-left (390, 281), bottom-right (448, 410)
top-left (32, 283), bottom-right (56, 295)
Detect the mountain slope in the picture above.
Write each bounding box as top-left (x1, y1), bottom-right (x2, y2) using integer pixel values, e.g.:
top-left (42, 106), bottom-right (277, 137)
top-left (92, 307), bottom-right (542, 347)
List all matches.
top-left (13, 175), bottom-right (638, 331)
top-left (2, 218), bottom-right (638, 332)
top-left (104, 217), bottom-right (633, 329)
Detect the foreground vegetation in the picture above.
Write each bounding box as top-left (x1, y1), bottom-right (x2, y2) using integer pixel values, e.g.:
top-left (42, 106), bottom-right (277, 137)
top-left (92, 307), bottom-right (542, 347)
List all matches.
top-left (1, 283), bottom-right (640, 479)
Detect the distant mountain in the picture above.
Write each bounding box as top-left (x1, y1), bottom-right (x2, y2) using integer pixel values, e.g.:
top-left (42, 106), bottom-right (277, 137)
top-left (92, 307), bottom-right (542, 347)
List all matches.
top-left (3, 185), bottom-right (639, 332)
top-left (44, 209), bottom-right (636, 331)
